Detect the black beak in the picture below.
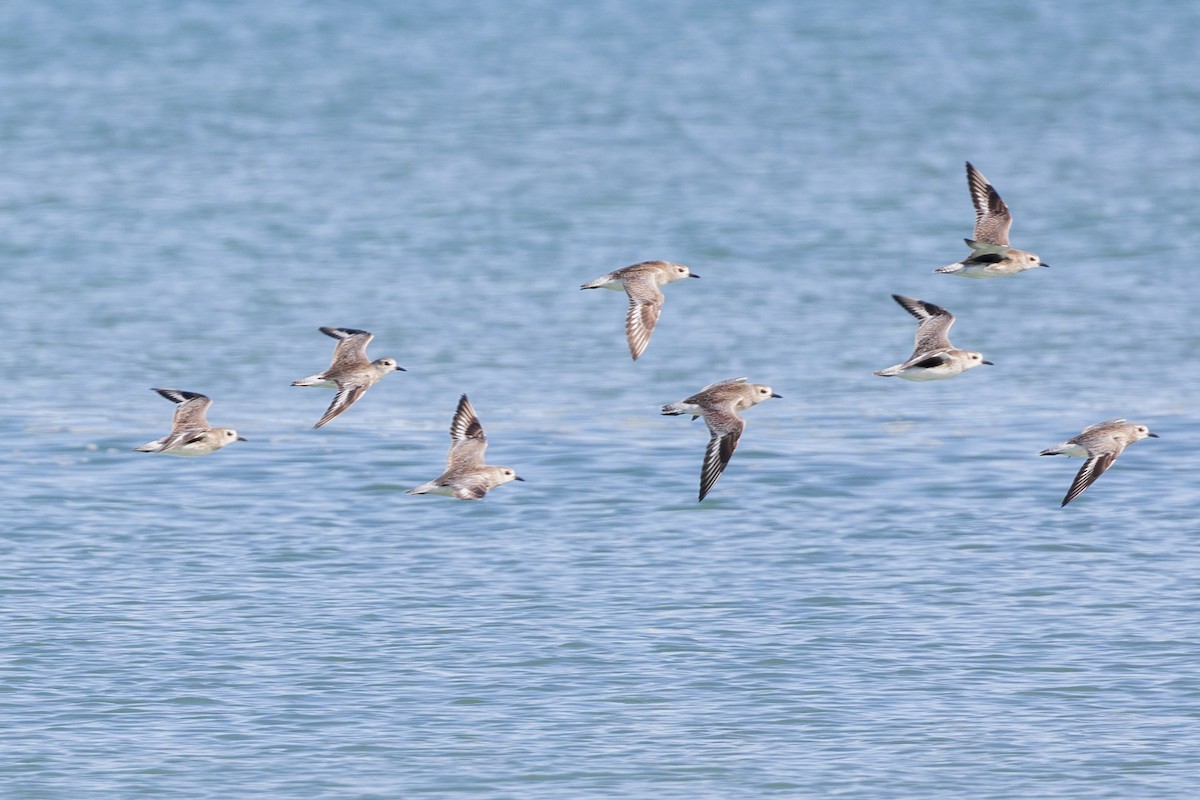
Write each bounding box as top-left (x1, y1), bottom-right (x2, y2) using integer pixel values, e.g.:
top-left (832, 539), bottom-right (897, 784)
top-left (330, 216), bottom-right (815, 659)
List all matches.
top-left (515, 476), bottom-right (526, 481)
top-left (689, 273), bottom-right (701, 278)
top-left (397, 366), bottom-right (408, 372)
top-left (237, 436), bottom-right (248, 442)
top-left (1039, 263), bottom-right (1050, 268)
top-left (1148, 432), bottom-right (1160, 438)
top-left (981, 360), bottom-right (994, 365)
top-left (771, 392), bottom-right (783, 398)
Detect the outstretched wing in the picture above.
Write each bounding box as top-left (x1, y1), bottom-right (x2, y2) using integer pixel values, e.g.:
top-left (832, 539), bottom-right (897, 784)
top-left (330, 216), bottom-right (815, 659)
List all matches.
top-left (152, 388), bottom-right (213, 431)
top-left (966, 162), bottom-right (1012, 246)
top-left (891, 295), bottom-right (955, 354)
top-left (698, 407), bottom-right (745, 501)
top-left (1061, 451), bottom-right (1119, 507)
top-left (320, 327), bottom-right (373, 370)
top-left (313, 381), bottom-right (367, 428)
top-left (623, 276), bottom-right (665, 361)
top-left (447, 394), bottom-right (488, 468)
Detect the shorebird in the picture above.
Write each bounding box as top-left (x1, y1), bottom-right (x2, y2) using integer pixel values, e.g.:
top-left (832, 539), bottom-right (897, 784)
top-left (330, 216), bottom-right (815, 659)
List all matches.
top-left (292, 327), bottom-right (404, 428)
top-left (873, 294), bottom-right (992, 380)
top-left (134, 388), bottom-right (246, 456)
top-left (662, 377), bottom-right (780, 501)
top-left (580, 260), bottom-right (699, 360)
top-left (935, 161), bottom-right (1048, 277)
top-left (1040, 419), bottom-right (1158, 507)
top-left (407, 394), bottom-right (524, 500)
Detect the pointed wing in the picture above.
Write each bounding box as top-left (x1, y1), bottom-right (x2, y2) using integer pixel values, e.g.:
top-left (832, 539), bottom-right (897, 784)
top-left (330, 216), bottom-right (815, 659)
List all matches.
top-left (623, 276), bottom-right (665, 360)
top-left (320, 327), bottom-right (373, 370)
top-left (313, 381), bottom-right (367, 428)
top-left (698, 407), bottom-right (745, 501)
top-left (1061, 451), bottom-right (1119, 507)
top-left (153, 388), bottom-right (213, 431)
top-left (891, 295), bottom-right (955, 354)
top-left (447, 394), bottom-right (488, 468)
top-left (966, 162), bottom-right (1012, 246)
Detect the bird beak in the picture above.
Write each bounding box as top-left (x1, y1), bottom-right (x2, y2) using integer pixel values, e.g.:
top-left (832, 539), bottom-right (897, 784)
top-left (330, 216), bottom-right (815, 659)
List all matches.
top-left (688, 273), bottom-right (701, 279)
top-left (396, 366), bottom-right (408, 372)
top-left (1039, 263), bottom-right (1050, 268)
top-left (981, 360), bottom-right (995, 365)
top-left (771, 392), bottom-right (783, 398)
top-left (237, 436), bottom-right (248, 441)
top-left (1148, 432), bottom-right (1160, 438)
top-left (514, 476), bottom-right (526, 481)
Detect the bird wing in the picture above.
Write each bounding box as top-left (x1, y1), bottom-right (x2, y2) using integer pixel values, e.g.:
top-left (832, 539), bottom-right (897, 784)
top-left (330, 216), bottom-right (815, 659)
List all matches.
top-left (891, 295), bottom-right (955, 354)
top-left (154, 389), bottom-right (212, 431)
top-left (899, 351), bottom-right (952, 370)
top-left (447, 395), bottom-right (488, 468)
top-left (623, 276), bottom-right (665, 360)
top-left (1061, 450), bottom-right (1120, 507)
top-left (966, 162), bottom-right (1012, 246)
top-left (313, 381), bottom-right (367, 428)
top-left (698, 406), bottom-right (745, 501)
top-left (452, 481), bottom-right (490, 501)
top-left (321, 327), bottom-right (373, 370)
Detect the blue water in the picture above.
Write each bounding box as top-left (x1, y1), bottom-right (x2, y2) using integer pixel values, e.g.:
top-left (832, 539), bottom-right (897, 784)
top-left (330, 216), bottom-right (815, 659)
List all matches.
top-left (3, 1), bottom-right (1199, 797)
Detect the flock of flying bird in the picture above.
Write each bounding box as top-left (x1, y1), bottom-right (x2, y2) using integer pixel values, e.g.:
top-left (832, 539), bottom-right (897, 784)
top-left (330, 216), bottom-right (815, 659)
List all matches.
top-left (134, 162), bottom-right (1159, 506)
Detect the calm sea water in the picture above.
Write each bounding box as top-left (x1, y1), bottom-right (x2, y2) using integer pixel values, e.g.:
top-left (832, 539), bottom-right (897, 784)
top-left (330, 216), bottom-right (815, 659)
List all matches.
top-left (3, 1), bottom-right (1199, 797)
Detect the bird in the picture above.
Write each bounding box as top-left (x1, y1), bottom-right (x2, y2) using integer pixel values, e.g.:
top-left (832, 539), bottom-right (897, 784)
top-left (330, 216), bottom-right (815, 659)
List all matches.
top-left (292, 327), bottom-right (404, 429)
top-left (662, 377), bottom-right (781, 501)
top-left (935, 161), bottom-right (1049, 277)
top-left (873, 294), bottom-right (992, 380)
top-left (133, 388), bottom-right (246, 456)
top-left (580, 260), bottom-right (700, 360)
top-left (406, 394), bottom-right (525, 500)
top-left (1040, 419), bottom-right (1159, 507)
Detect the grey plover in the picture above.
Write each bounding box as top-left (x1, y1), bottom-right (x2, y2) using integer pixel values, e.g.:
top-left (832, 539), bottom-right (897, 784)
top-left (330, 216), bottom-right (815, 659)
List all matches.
top-left (292, 327), bottom-right (404, 429)
top-left (407, 394), bottom-right (524, 500)
top-left (580, 260), bottom-right (699, 360)
top-left (662, 377), bottom-right (781, 501)
top-left (134, 388), bottom-right (246, 456)
top-left (1040, 419), bottom-right (1158, 507)
top-left (874, 294), bottom-right (992, 380)
top-left (935, 162), bottom-right (1048, 277)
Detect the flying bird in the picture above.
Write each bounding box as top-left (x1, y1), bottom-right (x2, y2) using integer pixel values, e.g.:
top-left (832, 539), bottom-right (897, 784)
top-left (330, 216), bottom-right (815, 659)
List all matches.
top-left (935, 161), bottom-right (1048, 277)
top-left (134, 388), bottom-right (246, 456)
top-left (1040, 419), bottom-right (1158, 507)
top-left (407, 394), bottom-right (524, 500)
top-left (873, 294), bottom-right (992, 380)
top-left (292, 327), bottom-right (404, 428)
top-left (580, 260), bottom-right (700, 360)
top-left (662, 377), bottom-right (781, 501)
